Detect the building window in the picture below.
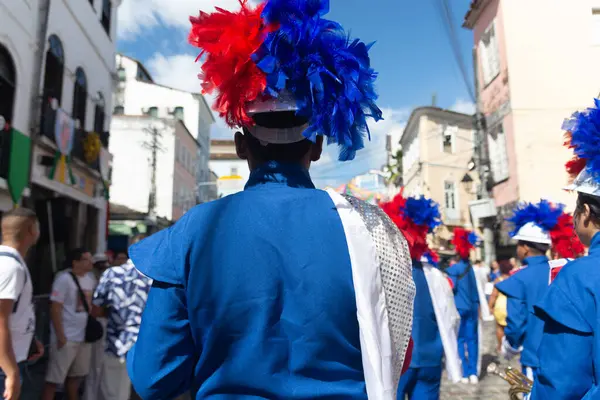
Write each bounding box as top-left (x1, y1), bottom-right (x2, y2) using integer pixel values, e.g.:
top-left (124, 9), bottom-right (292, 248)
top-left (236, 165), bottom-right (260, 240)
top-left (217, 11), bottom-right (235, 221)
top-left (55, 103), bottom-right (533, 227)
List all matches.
top-left (593, 9), bottom-right (600, 45)
top-left (146, 107), bottom-right (158, 118)
top-left (136, 66), bottom-right (152, 83)
top-left (41, 35), bottom-right (65, 139)
top-left (72, 67), bottom-right (88, 129)
top-left (113, 105), bottom-right (124, 115)
top-left (230, 167), bottom-right (238, 176)
top-left (94, 92), bottom-right (105, 133)
top-left (444, 181), bottom-right (459, 221)
top-left (117, 65), bottom-right (126, 82)
top-left (0, 45), bottom-right (16, 128)
top-left (487, 124), bottom-right (509, 184)
top-left (173, 106), bottom-right (184, 121)
top-left (441, 125), bottom-right (457, 154)
top-left (479, 21), bottom-right (501, 86)
top-left (101, 0), bottom-right (111, 35)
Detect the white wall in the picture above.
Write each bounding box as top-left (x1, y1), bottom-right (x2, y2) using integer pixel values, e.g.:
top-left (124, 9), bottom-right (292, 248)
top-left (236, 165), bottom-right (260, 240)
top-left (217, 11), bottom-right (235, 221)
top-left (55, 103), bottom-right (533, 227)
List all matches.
top-left (45, 0), bottom-right (117, 133)
top-left (0, 0), bottom-right (39, 134)
top-left (110, 116), bottom-right (175, 220)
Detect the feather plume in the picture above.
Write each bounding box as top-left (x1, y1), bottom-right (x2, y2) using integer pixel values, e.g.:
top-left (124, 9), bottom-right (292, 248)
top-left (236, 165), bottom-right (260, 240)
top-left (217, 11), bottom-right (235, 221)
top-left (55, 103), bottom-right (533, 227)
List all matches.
top-left (562, 100), bottom-right (600, 183)
top-left (380, 191), bottom-right (441, 261)
top-left (452, 228), bottom-right (475, 260)
top-left (188, 0), bottom-right (273, 127)
top-left (508, 200), bottom-right (563, 237)
top-left (253, 0), bottom-right (382, 161)
top-left (550, 212), bottom-right (585, 259)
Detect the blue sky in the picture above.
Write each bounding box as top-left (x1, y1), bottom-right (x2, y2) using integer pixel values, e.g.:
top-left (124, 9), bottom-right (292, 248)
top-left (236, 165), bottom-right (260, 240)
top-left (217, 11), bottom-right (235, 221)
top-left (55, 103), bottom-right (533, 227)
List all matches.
top-left (116, 0), bottom-right (476, 187)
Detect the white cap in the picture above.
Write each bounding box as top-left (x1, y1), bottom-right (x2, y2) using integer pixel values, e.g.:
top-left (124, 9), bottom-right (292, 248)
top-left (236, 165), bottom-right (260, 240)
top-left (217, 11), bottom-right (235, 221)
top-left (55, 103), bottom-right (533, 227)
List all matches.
top-left (245, 90), bottom-right (307, 145)
top-left (512, 222), bottom-right (552, 245)
top-left (564, 168), bottom-right (600, 197)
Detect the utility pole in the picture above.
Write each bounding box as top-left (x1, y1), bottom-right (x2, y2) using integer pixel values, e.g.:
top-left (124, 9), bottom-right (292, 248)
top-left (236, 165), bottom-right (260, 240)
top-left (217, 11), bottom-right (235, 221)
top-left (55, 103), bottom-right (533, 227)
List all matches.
top-left (142, 125), bottom-right (164, 218)
top-left (472, 47), bottom-right (497, 267)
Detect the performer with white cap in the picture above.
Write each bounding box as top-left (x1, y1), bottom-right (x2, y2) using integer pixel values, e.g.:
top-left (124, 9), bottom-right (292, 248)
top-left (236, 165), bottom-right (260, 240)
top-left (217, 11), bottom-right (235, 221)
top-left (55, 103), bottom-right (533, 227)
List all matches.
top-left (495, 200), bottom-right (584, 385)
top-left (381, 192), bottom-right (462, 399)
top-left (530, 100), bottom-right (600, 399)
top-left (126, 1), bottom-right (415, 399)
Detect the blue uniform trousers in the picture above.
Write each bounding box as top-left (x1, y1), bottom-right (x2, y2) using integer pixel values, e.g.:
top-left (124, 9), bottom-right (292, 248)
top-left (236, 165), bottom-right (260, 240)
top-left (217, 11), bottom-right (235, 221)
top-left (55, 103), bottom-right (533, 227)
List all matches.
top-left (397, 366), bottom-right (442, 400)
top-left (458, 309), bottom-right (478, 377)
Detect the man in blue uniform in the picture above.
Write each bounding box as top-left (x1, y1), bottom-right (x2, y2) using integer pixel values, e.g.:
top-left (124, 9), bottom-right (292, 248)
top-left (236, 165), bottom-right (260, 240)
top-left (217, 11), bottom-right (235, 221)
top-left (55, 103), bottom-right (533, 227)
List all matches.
top-left (446, 228), bottom-right (480, 384)
top-left (126, 1), bottom-right (415, 399)
top-left (381, 193), bottom-right (461, 399)
top-left (495, 200), bottom-right (563, 382)
top-left (531, 100), bottom-right (600, 399)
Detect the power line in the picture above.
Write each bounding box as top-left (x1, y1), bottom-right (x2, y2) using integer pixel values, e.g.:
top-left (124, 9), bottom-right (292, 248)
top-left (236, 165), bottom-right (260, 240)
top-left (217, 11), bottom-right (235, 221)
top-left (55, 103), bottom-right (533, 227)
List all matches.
top-left (433, 0), bottom-right (476, 103)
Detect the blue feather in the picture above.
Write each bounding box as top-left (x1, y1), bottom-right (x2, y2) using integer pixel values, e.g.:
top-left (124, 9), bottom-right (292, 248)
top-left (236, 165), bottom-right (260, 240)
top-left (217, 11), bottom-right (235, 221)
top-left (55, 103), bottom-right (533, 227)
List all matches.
top-left (424, 252), bottom-right (438, 267)
top-left (468, 232), bottom-right (479, 246)
top-left (254, 0), bottom-right (382, 161)
top-left (508, 200), bottom-right (564, 237)
top-left (401, 196), bottom-right (441, 233)
top-left (566, 98), bottom-right (600, 182)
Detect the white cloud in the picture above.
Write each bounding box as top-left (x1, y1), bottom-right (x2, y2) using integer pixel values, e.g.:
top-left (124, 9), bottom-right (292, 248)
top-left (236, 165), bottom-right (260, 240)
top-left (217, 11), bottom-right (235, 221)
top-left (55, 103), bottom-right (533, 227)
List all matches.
top-left (118, 0), bottom-right (253, 39)
top-left (311, 107), bottom-right (410, 188)
top-left (146, 53), bottom-right (201, 92)
top-left (450, 98), bottom-right (476, 115)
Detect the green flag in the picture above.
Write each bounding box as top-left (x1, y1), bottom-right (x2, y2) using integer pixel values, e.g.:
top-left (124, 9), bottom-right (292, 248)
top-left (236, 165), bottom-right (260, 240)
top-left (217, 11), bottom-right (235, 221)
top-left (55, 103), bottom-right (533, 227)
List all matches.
top-left (7, 129), bottom-right (31, 205)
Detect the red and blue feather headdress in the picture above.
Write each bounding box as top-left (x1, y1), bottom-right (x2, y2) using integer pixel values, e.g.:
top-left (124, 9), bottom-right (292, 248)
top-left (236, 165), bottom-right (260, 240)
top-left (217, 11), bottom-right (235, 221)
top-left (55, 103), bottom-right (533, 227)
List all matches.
top-left (509, 200), bottom-right (584, 259)
top-left (452, 228), bottom-right (478, 260)
top-left (380, 191), bottom-right (441, 264)
top-left (189, 0), bottom-right (382, 161)
top-left (562, 99), bottom-right (600, 196)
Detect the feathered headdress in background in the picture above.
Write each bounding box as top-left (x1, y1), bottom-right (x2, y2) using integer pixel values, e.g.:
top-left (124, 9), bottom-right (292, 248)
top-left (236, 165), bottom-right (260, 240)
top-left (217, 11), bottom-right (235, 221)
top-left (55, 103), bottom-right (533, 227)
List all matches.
top-left (452, 228), bottom-right (478, 260)
top-left (562, 99), bottom-right (600, 196)
top-left (380, 191), bottom-right (441, 264)
top-left (189, 0), bottom-right (382, 161)
top-left (508, 200), bottom-right (585, 259)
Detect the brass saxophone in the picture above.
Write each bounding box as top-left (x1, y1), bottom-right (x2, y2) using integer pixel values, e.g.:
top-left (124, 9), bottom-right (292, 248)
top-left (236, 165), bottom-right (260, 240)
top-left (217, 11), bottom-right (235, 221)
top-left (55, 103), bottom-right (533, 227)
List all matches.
top-left (487, 363), bottom-right (533, 400)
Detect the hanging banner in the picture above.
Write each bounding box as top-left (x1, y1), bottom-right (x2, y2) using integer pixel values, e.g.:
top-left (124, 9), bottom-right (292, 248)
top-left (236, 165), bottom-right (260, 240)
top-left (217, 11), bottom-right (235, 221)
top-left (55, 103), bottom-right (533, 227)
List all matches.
top-left (48, 108), bottom-right (76, 184)
top-left (7, 129), bottom-right (31, 205)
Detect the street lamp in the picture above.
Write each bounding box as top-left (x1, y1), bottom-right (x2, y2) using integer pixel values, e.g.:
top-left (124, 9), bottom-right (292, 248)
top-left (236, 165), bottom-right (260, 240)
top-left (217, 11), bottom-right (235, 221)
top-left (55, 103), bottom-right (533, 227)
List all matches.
top-left (461, 173), bottom-right (474, 193)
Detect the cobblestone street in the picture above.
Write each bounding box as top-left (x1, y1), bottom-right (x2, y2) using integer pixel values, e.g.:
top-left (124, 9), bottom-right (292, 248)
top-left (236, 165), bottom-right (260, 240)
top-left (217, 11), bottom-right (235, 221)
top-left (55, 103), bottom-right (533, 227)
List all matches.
top-left (440, 321), bottom-right (521, 400)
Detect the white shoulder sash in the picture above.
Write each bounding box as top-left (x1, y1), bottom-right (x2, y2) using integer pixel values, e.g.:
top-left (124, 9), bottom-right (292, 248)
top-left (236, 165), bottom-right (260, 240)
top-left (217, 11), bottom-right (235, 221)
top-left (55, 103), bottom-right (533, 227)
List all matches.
top-left (325, 189), bottom-right (398, 400)
top-left (422, 264), bottom-right (462, 383)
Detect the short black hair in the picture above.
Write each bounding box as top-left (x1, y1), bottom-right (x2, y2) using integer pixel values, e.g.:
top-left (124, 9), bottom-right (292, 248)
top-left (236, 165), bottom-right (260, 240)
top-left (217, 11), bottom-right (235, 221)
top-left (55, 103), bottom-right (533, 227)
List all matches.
top-left (68, 248), bottom-right (89, 266)
top-left (243, 111), bottom-right (313, 163)
top-left (576, 193), bottom-right (600, 225)
top-left (517, 240), bottom-right (549, 255)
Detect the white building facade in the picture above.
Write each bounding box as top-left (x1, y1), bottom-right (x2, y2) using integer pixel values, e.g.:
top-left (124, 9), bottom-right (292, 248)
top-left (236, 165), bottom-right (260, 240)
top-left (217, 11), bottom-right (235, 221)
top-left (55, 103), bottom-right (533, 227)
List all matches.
top-left (1, 0), bottom-right (121, 297)
top-left (209, 139), bottom-right (248, 198)
top-left (113, 54), bottom-right (216, 203)
top-left (110, 115), bottom-right (199, 222)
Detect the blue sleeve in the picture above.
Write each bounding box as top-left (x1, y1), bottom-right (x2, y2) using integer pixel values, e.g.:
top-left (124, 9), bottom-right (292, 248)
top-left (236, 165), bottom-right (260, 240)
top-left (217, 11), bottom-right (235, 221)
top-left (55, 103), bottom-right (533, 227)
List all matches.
top-left (505, 296), bottom-right (527, 348)
top-left (127, 281), bottom-right (197, 400)
top-left (531, 320), bottom-right (593, 399)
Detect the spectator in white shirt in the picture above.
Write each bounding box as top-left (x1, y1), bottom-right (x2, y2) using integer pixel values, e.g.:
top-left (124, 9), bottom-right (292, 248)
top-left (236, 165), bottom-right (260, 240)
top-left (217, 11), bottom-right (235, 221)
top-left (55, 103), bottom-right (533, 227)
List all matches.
top-left (0, 208), bottom-right (44, 400)
top-left (42, 249), bottom-right (97, 400)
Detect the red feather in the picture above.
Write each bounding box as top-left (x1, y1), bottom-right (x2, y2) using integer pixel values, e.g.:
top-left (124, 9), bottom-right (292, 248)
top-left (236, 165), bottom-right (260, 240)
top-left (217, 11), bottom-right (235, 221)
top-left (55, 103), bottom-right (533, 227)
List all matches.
top-left (188, 0), bottom-right (273, 127)
top-left (452, 227), bottom-right (474, 260)
top-left (565, 157), bottom-right (586, 179)
top-left (380, 191), bottom-right (433, 261)
top-left (550, 213), bottom-right (585, 259)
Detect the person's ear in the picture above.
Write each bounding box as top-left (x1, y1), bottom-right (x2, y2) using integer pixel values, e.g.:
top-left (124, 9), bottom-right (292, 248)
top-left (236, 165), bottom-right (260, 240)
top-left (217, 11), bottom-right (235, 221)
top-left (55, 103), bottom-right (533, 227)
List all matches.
top-left (583, 204), bottom-right (593, 228)
top-left (310, 135), bottom-right (324, 162)
top-left (235, 131), bottom-right (248, 160)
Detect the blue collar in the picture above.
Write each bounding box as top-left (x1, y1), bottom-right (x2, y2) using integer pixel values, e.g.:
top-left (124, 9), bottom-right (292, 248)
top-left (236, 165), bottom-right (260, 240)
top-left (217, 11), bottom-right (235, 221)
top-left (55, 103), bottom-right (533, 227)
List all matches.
top-left (523, 255), bottom-right (549, 266)
top-left (245, 161), bottom-right (316, 190)
top-left (589, 232), bottom-right (600, 255)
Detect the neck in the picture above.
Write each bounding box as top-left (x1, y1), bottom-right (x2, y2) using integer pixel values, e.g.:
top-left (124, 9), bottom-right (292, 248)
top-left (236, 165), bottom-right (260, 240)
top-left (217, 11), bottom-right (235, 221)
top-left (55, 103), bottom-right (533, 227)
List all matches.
top-left (71, 267), bottom-right (86, 277)
top-left (1, 241), bottom-right (29, 259)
